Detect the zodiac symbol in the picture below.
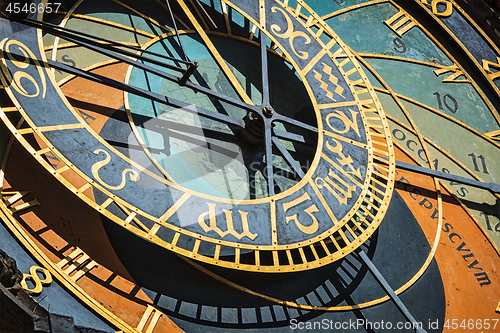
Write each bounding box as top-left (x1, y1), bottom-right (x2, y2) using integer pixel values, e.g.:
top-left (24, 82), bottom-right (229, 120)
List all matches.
top-left (283, 193), bottom-right (320, 234)
top-left (92, 149), bottom-right (140, 190)
top-left (316, 169), bottom-right (356, 205)
top-left (421, 0), bottom-right (453, 17)
top-left (21, 266), bottom-right (52, 294)
top-left (198, 203), bottom-right (257, 240)
top-left (0, 38), bottom-right (46, 98)
top-left (326, 138), bottom-right (362, 180)
top-left (270, 6), bottom-right (311, 59)
top-left (313, 63), bottom-right (345, 101)
top-left (326, 109), bottom-right (361, 138)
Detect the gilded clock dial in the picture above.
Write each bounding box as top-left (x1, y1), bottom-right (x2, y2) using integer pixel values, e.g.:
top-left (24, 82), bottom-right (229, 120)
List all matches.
top-left (0, 0), bottom-right (499, 332)
top-left (0, 0), bottom-right (397, 272)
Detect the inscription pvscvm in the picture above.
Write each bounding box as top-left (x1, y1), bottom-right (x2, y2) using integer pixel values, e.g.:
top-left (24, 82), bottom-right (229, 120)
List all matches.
top-left (397, 173), bottom-right (491, 287)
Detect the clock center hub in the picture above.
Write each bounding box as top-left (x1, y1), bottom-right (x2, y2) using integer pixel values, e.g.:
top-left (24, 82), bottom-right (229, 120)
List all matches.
top-left (127, 35), bottom-right (319, 201)
top-left (239, 111), bottom-right (265, 145)
top-left (262, 106), bottom-right (274, 119)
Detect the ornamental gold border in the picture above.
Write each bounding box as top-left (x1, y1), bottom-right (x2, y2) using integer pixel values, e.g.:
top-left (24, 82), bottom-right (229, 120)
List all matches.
top-left (2, 0), bottom-right (496, 325)
top-left (355, 45), bottom-right (500, 257)
top-left (0, 106), bottom-right (443, 315)
top-left (409, 0), bottom-right (500, 108)
top-left (306, 0), bottom-right (500, 126)
top-left (0, 0), bottom-right (394, 272)
top-left (0, 64), bottom-right (442, 320)
top-left (0, 130), bottom-right (138, 332)
top-left (121, 0), bottom-right (397, 264)
top-left (163, 139), bottom-right (444, 312)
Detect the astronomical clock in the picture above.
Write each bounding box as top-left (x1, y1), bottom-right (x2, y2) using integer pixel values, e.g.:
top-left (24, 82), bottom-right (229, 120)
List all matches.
top-left (0, 0), bottom-right (499, 332)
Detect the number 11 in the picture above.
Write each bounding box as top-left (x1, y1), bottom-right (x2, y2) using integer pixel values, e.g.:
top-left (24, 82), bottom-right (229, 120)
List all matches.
top-left (468, 153), bottom-right (489, 174)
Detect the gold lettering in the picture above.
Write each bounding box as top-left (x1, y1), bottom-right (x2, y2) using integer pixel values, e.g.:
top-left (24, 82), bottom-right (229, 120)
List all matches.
top-left (315, 169), bottom-right (356, 205)
top-left (1, 190), bottom-right (40, 213)
top-left (198, 203), bottom-right (257, 240)
top-left (21, 266), bottom-right (52, 294)
top-left (92, 149), bottom-right (140, 190)
top-left (137, 305), bottom-right (163, 333)
top-left (57, 247), bottom-right (97, 282)
top-left (482, 57), bottom-right (500, 81)
top-left (283, 192), bottom-right (319, 234)
top-left (326, 109), bottom-right (361, 137)
top-left (384, 10), bottom-right (416, 37)
top-left (77, 109), bottom-right (96, 124)
top-left (326, 138), bottom-right (362, 179)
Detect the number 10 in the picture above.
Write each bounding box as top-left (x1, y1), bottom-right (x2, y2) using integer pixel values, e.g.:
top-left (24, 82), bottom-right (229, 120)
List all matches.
top-left (433, 92), bottom-right (458, 114)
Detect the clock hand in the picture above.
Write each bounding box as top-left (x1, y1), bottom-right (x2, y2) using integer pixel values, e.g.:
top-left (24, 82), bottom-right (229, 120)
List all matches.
top-left (260, 33), bottom-right (270, 106)
top-left (191, 0), bottom-right (218, 30)
top-left (18, 17), bottom-right (193, 74)
top-left (272, 128), bottom-right (306, 143)
top-left (177, 0), bottom-right (254, 105)
top-left (53, 54), bottom-right (309, 146)
top-left (264, 122), bottom-right (276, 196)
top-left (46, 57), bottom-right (246, 128)
top-left (20, 17), bottom-right (320, 143)
top-left (274, 113), bottom-right (318, 133)
top-left (14, 17), bottom-right (264, 114)
top-left (15, 12), bottom-right (314, 196)
top-left (345, 232), bottom-right (428, 333)
top-left (176, 0), bottom-right (316, 142)
top-left (272, 136), bottom-right (306, 179)
top-left (377, 157), bottom-right (500, 194)
top-left (163, 0), bottom-right (189, 62)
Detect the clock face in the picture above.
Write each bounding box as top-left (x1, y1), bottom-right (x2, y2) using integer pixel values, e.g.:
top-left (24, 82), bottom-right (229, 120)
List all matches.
top-left (0, 0), bottom-right (499, 332)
